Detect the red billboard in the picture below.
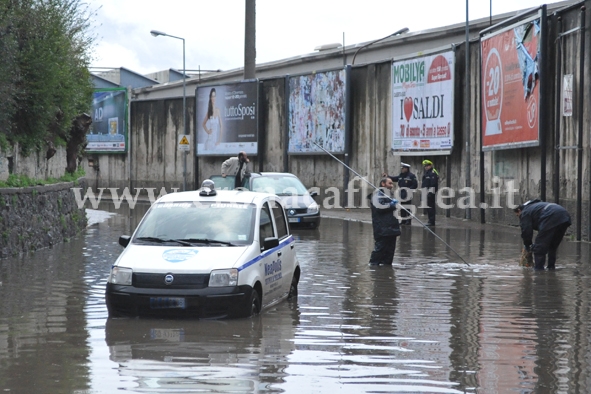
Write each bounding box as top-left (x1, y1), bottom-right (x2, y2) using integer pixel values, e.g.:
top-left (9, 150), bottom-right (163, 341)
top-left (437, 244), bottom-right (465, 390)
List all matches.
top-left (481, 17), bottom-right (541, 151)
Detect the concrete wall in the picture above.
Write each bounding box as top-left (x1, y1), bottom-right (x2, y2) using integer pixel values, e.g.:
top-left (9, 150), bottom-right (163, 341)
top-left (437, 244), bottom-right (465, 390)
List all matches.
top-left (0, 145), bottom-right (68, 182)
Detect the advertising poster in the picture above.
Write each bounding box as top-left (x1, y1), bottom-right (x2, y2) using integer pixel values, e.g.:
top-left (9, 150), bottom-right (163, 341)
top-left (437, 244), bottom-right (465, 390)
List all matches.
top-left (87, 88), bottom-right (127, 153)
top-left (288, 68), bottom-right (347, 154)
top-left (391, 51), bottom-right (455, 154)
top-left (481, 17), bottom-right (541, 151)
top-left (196, 81), bottom-right (258, 156)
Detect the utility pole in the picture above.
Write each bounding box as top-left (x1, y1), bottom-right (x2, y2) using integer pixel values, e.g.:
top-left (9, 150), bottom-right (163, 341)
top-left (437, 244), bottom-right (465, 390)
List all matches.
top-left (244, 0), bottom-right (256, 79)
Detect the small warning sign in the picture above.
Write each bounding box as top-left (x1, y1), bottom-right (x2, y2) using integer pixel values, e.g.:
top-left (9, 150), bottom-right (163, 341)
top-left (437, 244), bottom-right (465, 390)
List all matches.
top-left (178, 135), bottom-right (190, 151)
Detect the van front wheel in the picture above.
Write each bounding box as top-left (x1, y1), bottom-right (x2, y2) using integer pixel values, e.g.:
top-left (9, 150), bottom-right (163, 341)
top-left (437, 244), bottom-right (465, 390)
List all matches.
top-left (248, 290), bottom-right (261, 317)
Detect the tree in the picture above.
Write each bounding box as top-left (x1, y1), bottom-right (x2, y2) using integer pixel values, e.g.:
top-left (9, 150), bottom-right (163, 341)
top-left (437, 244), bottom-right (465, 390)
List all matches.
top-left (0, 2), bottom-right (18, 150)
top-left (0, 0), bottom-right (95, 170)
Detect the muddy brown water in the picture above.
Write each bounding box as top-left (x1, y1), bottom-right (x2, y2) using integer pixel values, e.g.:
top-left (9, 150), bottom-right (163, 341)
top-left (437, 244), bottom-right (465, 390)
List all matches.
top-left (0, 202), bottom-right (590, 393)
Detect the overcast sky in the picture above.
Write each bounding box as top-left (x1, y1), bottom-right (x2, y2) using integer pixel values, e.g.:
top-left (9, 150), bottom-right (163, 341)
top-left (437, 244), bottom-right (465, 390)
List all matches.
top-left (87, 0), bottom-right (566, 75)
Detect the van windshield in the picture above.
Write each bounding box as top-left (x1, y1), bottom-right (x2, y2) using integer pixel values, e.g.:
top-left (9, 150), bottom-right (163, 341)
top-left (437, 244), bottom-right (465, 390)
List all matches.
top-left (133, 201), bottom-right (256, 245)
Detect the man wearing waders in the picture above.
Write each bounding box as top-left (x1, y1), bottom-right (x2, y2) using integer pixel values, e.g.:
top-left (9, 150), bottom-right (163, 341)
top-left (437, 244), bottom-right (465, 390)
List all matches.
top-left (368, 177), bottom-right (400, 265)
top-left (514, 200), bottom-right (571, 270)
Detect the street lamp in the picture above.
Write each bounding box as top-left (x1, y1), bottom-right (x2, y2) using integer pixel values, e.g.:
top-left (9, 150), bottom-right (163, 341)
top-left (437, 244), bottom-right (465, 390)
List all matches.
top-left (150, 29), bottom-right (187, 191)
top-left (351, 27), bottom-right (409, 65)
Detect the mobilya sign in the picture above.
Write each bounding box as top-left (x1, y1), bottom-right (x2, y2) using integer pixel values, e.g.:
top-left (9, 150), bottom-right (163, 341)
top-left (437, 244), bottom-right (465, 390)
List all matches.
top-left (391, 51), bottom-right (454, 154)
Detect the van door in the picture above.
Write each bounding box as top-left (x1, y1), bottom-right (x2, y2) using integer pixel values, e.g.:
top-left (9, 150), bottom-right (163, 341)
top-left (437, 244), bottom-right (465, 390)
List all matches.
top-left (258, 201), bottom-right (283, 307)
top-left (269, 198), bottom-right (295, 299)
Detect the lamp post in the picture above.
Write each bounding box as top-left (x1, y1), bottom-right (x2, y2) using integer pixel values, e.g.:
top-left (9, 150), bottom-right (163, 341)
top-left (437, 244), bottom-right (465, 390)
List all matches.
top-left (150, 29), bottom-right (187, 191)
top-left (351, 27), bottom-right (409, 65)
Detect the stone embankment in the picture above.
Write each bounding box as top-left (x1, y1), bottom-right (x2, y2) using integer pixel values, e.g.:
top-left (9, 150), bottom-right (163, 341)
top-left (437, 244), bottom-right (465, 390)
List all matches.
top-left (0, 178), bottom-right (88, 258)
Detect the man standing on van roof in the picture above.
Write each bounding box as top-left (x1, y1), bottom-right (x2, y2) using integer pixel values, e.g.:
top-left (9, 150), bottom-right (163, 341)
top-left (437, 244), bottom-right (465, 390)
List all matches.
top-left (513, 200), bottom-right (571, 271)
top-left (222, 151), bottom-right (251, 189)
top-left (421, 159), bottom-right (438, 226)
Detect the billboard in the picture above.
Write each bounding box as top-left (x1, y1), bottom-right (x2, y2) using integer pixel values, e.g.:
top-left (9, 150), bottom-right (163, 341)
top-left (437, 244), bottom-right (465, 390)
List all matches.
top-left (481, 17), bottom-right (541, 151)
top-left (288, 68), bottom-right (348, 154)
top-left (196, 81), bottom-right (258, 156)
top-left (87, 88), bottom-right (128, 153)
top-left (391, 51), bottom-right (455, 155)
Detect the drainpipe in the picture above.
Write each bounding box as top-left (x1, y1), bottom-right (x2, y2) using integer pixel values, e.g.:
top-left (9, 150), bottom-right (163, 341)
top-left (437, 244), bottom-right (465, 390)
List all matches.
top-left (464, 0), bottom-right (471, 220)
top-left (343, 65), bottom-right (352, 207)
top-left (540, 5), bottom-right (548, 201)
top-left (576, 6), bottom-right (585, 241)
top-left (553, 15), bottom-right (562, 204)
top-left (283, 77), bottom-right (289, 173)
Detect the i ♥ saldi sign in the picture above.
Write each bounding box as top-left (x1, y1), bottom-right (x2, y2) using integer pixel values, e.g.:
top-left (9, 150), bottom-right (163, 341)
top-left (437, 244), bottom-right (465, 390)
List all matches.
top-left (391, 51), bottom-right (455, 153)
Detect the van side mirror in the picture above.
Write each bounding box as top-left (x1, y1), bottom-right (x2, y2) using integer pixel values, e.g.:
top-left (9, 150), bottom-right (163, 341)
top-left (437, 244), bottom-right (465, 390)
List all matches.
top-left (310, 191), bottom-right (319, 198)
top-left (263, 237), bottom-right (279, 251)
top-left (119, 235), bottom-right (131, 247)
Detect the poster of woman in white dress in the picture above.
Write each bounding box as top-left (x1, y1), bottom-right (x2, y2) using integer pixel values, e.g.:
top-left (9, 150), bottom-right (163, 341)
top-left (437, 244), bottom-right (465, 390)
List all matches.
top-left (202, 88), bottom-right (223, 151)
top-left (196, 82), bottom-right (258, 156)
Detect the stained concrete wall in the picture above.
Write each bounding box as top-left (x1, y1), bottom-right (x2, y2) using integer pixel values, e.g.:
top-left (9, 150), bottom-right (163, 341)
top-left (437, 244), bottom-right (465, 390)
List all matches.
top-left (86, 1), bottom-right (591, 240)
top-left (1, 145), bottom-right (68, 182)
top-left (81, 97), bottom-right (197, 193)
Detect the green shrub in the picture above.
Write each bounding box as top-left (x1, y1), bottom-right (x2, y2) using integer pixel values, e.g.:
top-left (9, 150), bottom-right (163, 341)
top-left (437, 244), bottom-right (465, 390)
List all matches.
top-left (0, 168), bottom-right (85, 188)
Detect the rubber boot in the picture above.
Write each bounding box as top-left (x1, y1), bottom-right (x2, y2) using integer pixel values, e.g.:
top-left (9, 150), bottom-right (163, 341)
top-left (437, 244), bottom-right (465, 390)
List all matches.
top-left (533, 254), bottom-right (546, 271)
top-left (547, 250), bottom-right (557, 270)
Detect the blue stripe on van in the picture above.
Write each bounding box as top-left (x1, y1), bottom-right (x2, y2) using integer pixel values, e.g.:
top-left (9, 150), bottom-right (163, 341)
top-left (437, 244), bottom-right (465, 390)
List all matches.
top-left (237, 235), bottom-right (294, 272)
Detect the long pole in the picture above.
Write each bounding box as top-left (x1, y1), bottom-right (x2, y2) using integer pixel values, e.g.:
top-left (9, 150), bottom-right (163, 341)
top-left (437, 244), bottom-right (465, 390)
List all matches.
top-left (150, 30), bottom-right (187, 190)
top-left (464, 0), bottom-right (471, 220)
top-left (313, 142), bottom-right (470, 266)
top-left (182, 37), bottom-right (187, 192)
top-left (576, 7), bottom-right (585, 241)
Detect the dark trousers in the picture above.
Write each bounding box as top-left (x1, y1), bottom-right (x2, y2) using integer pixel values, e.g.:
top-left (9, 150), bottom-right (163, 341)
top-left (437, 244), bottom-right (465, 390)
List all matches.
top-left (423, 193), bottom-right (436, 224)
top-left (369, 235), bottom-right (398, 265)
top-left (400, 205), bottom-right (411, 224)
top-left (532, 222), bottom-right (570, 270)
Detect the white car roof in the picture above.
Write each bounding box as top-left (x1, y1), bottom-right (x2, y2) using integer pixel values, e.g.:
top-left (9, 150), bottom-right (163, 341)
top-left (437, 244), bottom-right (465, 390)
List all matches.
top-left (155, 189), bottom-right (279, 206)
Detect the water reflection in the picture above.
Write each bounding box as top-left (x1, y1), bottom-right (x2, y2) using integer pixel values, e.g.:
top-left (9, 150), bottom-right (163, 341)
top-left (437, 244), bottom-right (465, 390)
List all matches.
top-left (0, 204), bottom-right (589, 393)
top-left (105, 305), bottom-right (299, 392)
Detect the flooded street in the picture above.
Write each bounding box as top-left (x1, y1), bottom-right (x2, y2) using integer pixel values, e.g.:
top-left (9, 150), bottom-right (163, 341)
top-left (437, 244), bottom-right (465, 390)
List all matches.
top-left (1, 202), bottom-right (590, 393)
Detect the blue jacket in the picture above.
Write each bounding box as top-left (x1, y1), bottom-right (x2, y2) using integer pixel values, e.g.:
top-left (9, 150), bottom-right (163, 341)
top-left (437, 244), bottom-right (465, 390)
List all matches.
top-left (519, 200), bottom-right (571, 246)
top-left (421, 168), bottom-right (438, 193)
top-left (367, 191), bottom-right (401, 238)
top-left (389, 171), bottom-right (418, 200)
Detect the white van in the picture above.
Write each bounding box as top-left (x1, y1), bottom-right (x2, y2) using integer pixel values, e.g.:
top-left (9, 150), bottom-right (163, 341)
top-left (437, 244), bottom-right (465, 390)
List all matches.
top-left (106, 180), bottom-right (300, 319)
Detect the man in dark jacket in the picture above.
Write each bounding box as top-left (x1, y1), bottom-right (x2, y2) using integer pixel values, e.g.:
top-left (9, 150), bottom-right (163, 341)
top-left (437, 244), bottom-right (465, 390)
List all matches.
top-left (421, 159), bottom-right (439, 226)
top-left (367, 177), bottom-right (400, 265)
top-left (513, 199), bottom-right (571, 270)
top-left (383, 163), bottom-right (418, 225)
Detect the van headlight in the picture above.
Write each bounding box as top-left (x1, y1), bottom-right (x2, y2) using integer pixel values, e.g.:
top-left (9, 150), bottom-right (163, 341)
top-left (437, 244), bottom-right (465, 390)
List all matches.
top-left (307, 202), bottom-right (319, 214)
top-left (108, 266), bottom-right (133, 285)
top-left (209, 269), bottom-right (238, 287)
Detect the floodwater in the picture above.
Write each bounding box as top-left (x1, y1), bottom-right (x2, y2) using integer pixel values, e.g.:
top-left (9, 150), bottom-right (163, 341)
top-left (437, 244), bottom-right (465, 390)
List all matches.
top-left (0, 202), bottom-right (590, 394)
